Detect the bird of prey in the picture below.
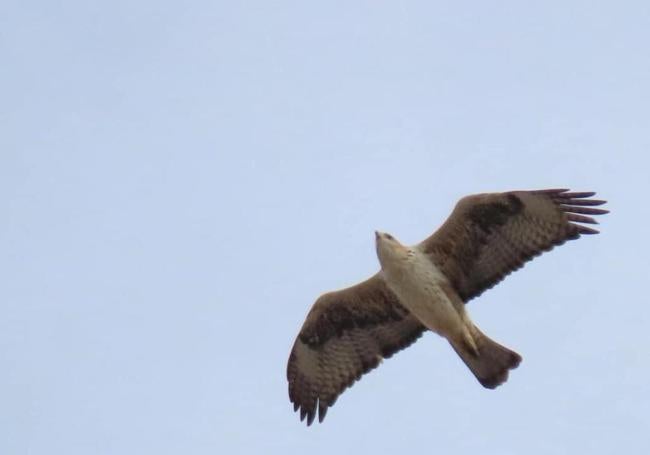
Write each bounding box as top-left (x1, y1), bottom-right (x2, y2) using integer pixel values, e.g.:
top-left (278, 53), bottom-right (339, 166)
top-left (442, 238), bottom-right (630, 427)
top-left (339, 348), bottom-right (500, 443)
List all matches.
top-left (286, 189), bottom-right (608, 425)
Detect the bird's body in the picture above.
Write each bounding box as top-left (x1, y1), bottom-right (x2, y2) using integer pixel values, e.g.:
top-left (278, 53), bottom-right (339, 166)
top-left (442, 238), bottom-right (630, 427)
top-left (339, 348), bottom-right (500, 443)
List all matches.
top-left (287, 189), bottom-right (608, 425)
top-left (376, 232), bottom-right (521, 388)
top-left (376, 236), bottom-right (470, 344)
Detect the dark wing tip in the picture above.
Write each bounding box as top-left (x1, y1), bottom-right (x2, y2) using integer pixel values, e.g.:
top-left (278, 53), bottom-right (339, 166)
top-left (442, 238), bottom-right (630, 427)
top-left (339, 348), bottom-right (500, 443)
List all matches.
top-left (299, 406), bottom-right (309, 423)
top-left (294, 398), bottom-right (317, 426)
top-left (548, 189), bottom-right (608, 235)
top-left (534, 188), bottom-right (571, 194)
top-left (575, 225), bottom-right (600, 235)
top-left (565, 199), bottom-right (607, 206)
top-left (563, 191), bottom-right (596, 198)
top-left (561, 205), bottom-right (609, 215)
top-left (290, 391), bottom-right (330, 426)
top-left (306, 409), bottom-right (316, 426)
top-left (567, 213), bottom-right (599, 224)
top-left (318, 399), bottom-right (329, 423)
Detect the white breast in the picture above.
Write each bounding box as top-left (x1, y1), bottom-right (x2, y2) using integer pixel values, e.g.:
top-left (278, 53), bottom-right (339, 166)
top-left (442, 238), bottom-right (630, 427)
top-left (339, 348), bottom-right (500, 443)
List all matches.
top-left (381, 249), bottom-right (468, 339)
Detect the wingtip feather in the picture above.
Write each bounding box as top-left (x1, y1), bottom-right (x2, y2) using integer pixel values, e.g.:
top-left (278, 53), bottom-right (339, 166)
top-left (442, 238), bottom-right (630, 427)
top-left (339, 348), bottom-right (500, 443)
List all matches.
top-left (575, 225), bottom-right (600, 234)
top-left (318, 401), bottom-right (329, 423)
top-left (535, 188), bottom-right (570, 194)
top-left (567, 213), bottom-right (599, 224)
top-left (548, 190), bottom-right (607, 235)
top-left (562, 191), bottom-right (597, 198)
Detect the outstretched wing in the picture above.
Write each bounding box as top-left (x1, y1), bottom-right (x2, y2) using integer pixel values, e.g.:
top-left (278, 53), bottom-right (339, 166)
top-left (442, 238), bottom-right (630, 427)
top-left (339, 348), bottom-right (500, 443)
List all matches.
top-left (287, 274), bottom-right (425, 425)
top-left (418, 189), bottom-right (608, 302)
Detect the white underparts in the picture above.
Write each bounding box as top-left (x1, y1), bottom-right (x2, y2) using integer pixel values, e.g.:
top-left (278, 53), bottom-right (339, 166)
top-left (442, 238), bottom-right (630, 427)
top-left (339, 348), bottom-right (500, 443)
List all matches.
top-left (380, 246), bottom-right (474, 346)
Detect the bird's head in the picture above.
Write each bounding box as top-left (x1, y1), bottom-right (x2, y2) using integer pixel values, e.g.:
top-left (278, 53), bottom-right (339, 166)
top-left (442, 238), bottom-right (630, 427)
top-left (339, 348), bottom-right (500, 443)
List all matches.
top-left (375, 231), bottom-right (407, 268)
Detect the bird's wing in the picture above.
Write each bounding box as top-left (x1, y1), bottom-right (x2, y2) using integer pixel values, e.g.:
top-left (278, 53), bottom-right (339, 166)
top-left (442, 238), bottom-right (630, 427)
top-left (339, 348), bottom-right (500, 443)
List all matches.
top-left (287, 274), bottom-right (425, 425)
top-left (417, 189), bottom-right (608, 302)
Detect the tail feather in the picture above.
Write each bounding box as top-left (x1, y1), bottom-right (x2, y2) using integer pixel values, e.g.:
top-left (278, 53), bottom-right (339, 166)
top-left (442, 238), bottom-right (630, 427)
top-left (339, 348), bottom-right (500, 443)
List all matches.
top-left (450, 326), bottom-right (521, 389)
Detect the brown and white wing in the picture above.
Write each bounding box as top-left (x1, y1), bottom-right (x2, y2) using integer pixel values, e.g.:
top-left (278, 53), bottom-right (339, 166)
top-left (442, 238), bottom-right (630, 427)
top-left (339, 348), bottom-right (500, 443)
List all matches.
top-left (287, 274), bottom-right (425, 425)
top-left (418, 189), bottom-right (608, 302)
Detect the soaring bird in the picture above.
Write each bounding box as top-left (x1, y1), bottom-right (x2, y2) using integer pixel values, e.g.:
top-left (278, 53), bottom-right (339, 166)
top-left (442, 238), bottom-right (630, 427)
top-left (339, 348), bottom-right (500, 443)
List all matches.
top-left (287, 189), bottom-right (607, 425)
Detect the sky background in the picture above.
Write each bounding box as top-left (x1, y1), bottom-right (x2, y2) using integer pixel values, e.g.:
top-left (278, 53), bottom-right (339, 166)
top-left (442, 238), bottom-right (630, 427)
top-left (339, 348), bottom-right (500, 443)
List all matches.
top-left (2, 1), bottom-right (650, 454)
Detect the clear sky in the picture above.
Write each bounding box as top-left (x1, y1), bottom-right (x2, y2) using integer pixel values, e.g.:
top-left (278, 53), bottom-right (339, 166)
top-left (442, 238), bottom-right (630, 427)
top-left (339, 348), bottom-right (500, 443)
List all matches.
top-left (2, 1), bottom-right (649, 454)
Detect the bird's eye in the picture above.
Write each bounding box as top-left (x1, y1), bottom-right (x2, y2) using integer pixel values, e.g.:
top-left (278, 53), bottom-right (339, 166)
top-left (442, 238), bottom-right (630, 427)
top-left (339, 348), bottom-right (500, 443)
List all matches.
top-left (385, 234), bottom-right (394, 240)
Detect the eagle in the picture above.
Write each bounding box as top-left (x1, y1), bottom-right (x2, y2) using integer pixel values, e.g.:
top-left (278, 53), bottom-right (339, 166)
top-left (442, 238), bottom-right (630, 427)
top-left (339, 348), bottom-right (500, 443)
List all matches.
top-left (286, 189), bottom-right (608, 425)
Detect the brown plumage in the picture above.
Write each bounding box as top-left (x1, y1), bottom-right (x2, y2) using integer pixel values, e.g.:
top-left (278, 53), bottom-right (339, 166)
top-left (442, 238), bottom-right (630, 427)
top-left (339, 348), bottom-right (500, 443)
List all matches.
top-left (418, 189), bottom-right (606, 301)
top-left (287, 189), bottom-right (607, 425)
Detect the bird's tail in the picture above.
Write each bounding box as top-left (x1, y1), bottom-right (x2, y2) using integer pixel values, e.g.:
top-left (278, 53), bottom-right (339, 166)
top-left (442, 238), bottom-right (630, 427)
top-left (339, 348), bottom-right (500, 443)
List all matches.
top-left (449, 325), bottom-right (522, 389)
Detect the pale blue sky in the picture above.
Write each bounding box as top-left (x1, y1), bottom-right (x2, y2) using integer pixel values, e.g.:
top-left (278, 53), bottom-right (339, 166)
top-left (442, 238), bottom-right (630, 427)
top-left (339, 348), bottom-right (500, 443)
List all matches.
top-left (2, 1), bottom-right (649, 454)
